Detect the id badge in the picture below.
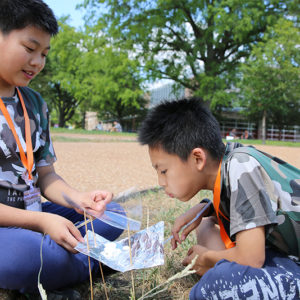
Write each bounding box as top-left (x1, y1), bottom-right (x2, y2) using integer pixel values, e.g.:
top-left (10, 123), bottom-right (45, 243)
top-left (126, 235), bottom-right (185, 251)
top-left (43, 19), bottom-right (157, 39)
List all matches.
top-left (24, 187), bottom-right (42, 211)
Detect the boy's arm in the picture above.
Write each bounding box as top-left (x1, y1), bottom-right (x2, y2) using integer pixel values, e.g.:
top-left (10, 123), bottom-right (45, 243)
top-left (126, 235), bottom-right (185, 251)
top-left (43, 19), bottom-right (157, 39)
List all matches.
top-left (37, 165), bottom-right (112, 217)
top-left (0, 203), bottom-right (83, 252)
top-left (37, 164), bottom-right (81, 207)
top-left (0, 203), bottom-right (44, 229)
top-left (171, 201), bottom-right (214, 249)
top-left (183, 226), bottom-right (265, 275)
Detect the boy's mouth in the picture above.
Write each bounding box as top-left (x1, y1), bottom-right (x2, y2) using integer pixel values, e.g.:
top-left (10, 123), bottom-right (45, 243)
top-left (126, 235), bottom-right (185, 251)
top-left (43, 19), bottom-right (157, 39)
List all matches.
top-left (23, 70), bottom-right (35, 79)
top-left (166, 192), bottom-right (175, 198)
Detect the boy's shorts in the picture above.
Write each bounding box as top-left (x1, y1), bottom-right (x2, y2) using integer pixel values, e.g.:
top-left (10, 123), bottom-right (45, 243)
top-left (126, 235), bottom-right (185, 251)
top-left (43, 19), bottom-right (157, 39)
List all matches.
top-left (190, 249), bottom-right (300, 300)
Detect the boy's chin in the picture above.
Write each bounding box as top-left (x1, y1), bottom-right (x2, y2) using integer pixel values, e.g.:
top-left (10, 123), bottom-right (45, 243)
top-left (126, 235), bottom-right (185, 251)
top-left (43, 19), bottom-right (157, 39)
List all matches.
top-left (176, 195), bottom-right (191, 202)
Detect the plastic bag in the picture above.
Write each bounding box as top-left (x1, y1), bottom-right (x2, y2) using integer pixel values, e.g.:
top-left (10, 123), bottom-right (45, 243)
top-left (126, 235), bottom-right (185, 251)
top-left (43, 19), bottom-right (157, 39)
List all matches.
top-left (75, 221), bottom-right (164, 272)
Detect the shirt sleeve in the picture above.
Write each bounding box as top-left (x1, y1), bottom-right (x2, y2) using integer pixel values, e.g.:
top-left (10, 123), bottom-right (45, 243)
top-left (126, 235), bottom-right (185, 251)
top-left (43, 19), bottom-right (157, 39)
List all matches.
top-left (33, 97), bottom-right (57, 167)
top-left (227, 152), bottom-right (278, 238)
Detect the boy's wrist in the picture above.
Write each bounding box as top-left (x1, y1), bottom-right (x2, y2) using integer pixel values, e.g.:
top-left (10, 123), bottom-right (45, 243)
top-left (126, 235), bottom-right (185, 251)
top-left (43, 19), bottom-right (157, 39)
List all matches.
top-left (199, 199), bottom-right (214, 216)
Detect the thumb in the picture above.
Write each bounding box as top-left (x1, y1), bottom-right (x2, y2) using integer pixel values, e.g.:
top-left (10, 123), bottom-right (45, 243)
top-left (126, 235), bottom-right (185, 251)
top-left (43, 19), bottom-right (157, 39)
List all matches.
top-left (69, 223), bottom-right (85, 244)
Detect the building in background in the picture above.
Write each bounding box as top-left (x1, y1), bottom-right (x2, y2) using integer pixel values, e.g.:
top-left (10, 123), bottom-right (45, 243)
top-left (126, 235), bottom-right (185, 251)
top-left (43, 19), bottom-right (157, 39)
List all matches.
top-left (148, 82), bottom-right (300, 142)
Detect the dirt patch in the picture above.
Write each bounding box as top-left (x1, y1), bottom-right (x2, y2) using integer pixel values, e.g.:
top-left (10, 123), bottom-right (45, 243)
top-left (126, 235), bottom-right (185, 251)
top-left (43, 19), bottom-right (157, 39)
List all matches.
top-left (53, 140), bottom-right (300, 195)
top-left (53, 142), bottom-right (157, 195)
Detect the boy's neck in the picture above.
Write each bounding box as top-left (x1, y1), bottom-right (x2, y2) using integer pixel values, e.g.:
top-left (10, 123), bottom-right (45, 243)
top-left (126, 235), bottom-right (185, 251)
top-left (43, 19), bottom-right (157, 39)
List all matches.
top-left (0, 86), bottom-right (16, 98)
top-left (204, 159), bottom-right (222, 191)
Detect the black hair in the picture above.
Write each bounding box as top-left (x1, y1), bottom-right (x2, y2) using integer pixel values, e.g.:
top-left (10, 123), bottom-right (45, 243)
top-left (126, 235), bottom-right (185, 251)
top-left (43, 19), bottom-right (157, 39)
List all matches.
top-left (138, 98), bottom-right (225, 161)
top-left (0, 0), bottom-right (58, 36)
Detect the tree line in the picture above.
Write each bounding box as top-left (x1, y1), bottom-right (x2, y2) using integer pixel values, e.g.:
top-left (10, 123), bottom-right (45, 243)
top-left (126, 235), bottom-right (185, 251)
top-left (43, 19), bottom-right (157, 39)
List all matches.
top-left (30, 0), bottom-right (300, 136)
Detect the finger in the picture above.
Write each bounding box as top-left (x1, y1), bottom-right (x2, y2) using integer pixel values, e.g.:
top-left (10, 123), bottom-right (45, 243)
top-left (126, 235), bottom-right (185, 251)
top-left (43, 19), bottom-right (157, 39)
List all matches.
top-left (187, 246), bottom-right (194, 256)
top-left (182, 255), bottom-right (191, 266)
top-left (68, 224), bottom-right (85, 244)
top-left (181, 221), bottom-right (199, 240)
top-left (61, 241), bottom-right (78, 254)
top-left (85, 206), bottom-right (105, 218)
top-left (171, 237), bottom-right (179, 250)
top-left (74, 207), bottom-right (84, 215)
top-left (94, 191), bottom-right (113, 203)
top-left (171, 227), bottom-right (182, 243)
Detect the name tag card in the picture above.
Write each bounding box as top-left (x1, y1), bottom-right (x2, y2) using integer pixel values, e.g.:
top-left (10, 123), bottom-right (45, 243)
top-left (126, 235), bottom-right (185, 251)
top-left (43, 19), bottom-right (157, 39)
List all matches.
top-left (24, 187), bottom-right (42, 211)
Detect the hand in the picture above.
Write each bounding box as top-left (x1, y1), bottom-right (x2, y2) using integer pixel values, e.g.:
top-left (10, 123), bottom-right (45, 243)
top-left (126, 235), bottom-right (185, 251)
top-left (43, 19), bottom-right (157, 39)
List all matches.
top-left (73, 190), bottom-right (113, 218)
top-left (182, 245), bottom-right (213, 275)
top-left (40, 213), bottom-right (84, 253)
top-left (171, 203), bottom-right (205, 250)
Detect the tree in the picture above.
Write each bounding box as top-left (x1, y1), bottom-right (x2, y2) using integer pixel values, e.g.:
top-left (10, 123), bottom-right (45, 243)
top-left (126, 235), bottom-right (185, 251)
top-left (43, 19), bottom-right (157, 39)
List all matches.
top-left (81, 0), bottom-right (294, 108)
top-left (31, 18), bottom-right (146, 129)
top-left (76, 33), bottom-right (145, 127)
top-left (31, 20), bottom-right (85, 127)
top-left (239, 19), bottom-right (300, 142)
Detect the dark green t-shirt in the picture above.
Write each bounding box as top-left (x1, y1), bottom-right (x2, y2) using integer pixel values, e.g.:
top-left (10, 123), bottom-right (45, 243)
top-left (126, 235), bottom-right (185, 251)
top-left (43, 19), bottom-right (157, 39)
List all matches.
top-left (0, 86), bottom-right (56, 208)
top-left (220, 142), bottom-right (300, 258)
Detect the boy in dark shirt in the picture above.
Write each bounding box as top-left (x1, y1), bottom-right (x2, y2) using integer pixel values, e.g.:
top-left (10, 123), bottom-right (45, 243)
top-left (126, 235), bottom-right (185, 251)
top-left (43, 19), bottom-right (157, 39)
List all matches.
top-left (0, 1), bottom-right (123, 298)
top-left (138, 98), bottom-right (300, 299)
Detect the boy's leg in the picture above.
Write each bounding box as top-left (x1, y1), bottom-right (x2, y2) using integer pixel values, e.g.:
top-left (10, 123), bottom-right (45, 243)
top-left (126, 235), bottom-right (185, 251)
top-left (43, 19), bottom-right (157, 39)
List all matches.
top-left (189, 248), bottom-right (300, 300)
top-left (0, 202), bottom-right (124, 294)
top-left (0, 226), bottom-right (93, 293)
top-left (196, 216), bottom-right (226, 251)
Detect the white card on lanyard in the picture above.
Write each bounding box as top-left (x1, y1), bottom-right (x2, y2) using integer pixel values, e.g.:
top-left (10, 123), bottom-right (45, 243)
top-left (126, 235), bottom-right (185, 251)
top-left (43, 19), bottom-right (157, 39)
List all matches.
top-left (23, 183), bottom-right (42, 211)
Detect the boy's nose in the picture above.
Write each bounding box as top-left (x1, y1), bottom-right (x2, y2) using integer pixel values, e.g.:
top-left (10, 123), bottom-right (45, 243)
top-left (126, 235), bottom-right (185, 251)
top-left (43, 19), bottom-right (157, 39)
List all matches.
top-left (29, 54), bottom-right (45, 69)
top-left (158, 175), bottom-right (166, 187)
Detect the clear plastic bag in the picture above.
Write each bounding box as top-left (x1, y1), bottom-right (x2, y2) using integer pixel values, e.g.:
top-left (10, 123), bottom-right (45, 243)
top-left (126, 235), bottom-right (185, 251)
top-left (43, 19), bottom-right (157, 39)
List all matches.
top-left (75, 221), bottom-right (164, 272)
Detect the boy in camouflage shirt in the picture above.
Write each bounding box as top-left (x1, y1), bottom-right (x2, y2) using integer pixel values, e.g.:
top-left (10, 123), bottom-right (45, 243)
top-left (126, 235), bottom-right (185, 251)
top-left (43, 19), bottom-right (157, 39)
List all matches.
top-left (138, 98), bottom-right (300, 299)
top-left (0, 1), bottom-right (124, 298)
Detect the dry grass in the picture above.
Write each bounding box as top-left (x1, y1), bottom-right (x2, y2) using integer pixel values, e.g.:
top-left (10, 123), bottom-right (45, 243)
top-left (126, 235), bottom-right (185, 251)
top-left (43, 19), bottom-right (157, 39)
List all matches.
top-left (74, 188), bottom-right (212, 300)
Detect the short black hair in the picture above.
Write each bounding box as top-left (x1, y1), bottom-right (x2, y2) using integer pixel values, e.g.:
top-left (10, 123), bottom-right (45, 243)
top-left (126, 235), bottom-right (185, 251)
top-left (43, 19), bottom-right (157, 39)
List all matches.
top-left (0, 0), bottom-right (58, 36)
top-left (138, 98), bottom-right (225, 161)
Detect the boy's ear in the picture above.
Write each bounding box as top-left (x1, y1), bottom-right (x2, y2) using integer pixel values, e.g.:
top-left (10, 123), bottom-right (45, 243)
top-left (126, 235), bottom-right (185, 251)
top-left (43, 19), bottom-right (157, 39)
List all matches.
top-left (191, 148), bottom-right (207, 171)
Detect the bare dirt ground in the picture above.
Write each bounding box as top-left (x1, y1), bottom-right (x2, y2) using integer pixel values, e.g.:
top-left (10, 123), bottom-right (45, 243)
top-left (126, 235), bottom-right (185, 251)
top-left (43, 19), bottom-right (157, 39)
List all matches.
top-left (52, 135), bottom-right (300, 195)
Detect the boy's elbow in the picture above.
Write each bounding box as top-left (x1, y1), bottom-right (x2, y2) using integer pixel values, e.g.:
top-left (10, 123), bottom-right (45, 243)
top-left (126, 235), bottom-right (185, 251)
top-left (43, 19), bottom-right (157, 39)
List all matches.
top-left (242, 253), bottom-right (265, 268)
top-left (249, 258), bottom-right (265, 269)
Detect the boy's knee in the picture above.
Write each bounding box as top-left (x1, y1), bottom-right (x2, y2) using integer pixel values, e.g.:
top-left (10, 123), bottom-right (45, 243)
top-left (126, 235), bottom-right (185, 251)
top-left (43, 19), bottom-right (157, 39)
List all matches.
top-left (189, 260), bottom-right (237, 300)
top-left (196, 216), bottom-right (224, 250)
top-left (190, 256), bottom-right (300, 300)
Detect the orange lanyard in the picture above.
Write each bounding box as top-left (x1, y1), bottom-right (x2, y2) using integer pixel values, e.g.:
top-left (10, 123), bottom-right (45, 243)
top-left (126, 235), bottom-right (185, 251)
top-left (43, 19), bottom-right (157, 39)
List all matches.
top-left (0, 88), bottom-right (33, 181)
top-left (213, 162), bottom-right (235, 249)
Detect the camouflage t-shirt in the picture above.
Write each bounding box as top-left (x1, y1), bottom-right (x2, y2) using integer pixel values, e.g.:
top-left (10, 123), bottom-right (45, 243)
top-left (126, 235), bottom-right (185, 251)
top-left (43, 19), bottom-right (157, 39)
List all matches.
top-left (220, 142), bottom-right (300, 258)
top-left (0, 86), bottom-right (56, 209)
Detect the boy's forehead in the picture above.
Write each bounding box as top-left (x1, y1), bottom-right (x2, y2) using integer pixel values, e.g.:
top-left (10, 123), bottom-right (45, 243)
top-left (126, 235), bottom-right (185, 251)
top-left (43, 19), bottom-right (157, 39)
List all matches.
top-left (9, 25), bottom-right (51, 43)
top-left (148, 146), bottom-right (175, 167)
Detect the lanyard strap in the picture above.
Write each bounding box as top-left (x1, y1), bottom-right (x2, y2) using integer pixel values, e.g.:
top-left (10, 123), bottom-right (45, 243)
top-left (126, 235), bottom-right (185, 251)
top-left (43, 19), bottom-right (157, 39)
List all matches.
top-left (0, 88), bottom-right (33, 180)
top-left (213, 162), bottom-right (235, 249)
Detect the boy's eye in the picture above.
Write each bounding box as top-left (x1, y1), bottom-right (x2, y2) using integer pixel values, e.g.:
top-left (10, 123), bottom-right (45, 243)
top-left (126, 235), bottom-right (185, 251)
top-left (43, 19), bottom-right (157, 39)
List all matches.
top-left (25, 46), bottom-right (34, 52)
top-left (161, 170), bottom-right (167, 175)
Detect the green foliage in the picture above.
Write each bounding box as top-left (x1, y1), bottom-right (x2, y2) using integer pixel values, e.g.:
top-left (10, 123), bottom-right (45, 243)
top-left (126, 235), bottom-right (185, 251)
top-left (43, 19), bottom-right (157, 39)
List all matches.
top-left (239, 18), bottom-right (300, 130)
top-left (81, 0), bottom-right (294, 108)
top-left (31, 17), bottom-right (147, 129)
top-left (30, 19), bottom-right (85, 127)
top-left (77, 38), bottom-right (146, 124)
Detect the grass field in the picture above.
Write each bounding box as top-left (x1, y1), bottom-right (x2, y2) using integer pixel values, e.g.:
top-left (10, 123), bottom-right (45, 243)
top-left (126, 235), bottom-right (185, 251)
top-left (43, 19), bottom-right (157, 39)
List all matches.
top-left (50, 128), bottom-right (300, 147)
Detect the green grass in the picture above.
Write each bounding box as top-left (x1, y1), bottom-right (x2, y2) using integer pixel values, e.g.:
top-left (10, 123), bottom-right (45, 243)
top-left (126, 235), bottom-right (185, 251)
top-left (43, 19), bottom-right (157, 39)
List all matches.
top-left (223, 138), bottom-right (300, 147)
top-left (51, 136), bottom-right (137, 143)
top-left (50, 128), bottom-right (300, 147)
top-left (50, 127), bottom-right (137, 137)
